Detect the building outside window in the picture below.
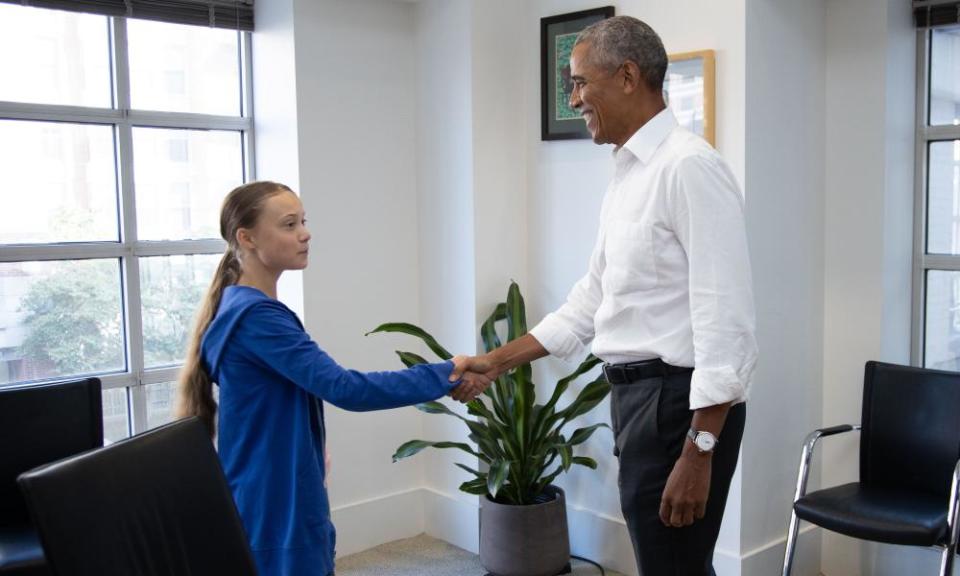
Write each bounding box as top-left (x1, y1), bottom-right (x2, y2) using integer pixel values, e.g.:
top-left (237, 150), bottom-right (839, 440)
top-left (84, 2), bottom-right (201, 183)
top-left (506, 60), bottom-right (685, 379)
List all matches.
top-left (0, 3), bottom-right (253, 442)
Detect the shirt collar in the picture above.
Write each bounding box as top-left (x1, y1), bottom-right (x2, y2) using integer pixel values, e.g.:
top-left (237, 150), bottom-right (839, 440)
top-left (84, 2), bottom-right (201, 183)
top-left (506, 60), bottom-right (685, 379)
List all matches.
top-left (616, 107), bottom-right (678, 165)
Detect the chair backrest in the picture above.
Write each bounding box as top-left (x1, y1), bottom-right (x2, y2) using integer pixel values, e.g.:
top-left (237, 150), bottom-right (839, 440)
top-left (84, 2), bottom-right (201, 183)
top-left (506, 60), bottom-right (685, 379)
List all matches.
top-left (17, 417), bottom-right (257, 576)
top-left (0, 377), bottom-right (103, 528)
top-left (860, 361), bottom-right (960, 496)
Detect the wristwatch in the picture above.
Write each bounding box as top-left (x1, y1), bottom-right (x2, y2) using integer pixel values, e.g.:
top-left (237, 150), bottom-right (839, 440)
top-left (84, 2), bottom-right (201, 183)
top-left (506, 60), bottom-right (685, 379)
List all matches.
top-left (687, 428), bottom-right (718, 453)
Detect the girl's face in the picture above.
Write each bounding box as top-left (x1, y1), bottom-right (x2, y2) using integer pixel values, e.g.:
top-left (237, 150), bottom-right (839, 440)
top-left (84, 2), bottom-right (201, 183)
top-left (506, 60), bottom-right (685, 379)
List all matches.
top-left (239, 190), bottom-right (311, 272)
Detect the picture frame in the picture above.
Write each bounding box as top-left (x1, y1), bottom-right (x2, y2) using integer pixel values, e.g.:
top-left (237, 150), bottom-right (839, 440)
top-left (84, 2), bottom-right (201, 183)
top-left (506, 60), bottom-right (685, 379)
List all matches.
top-left (540, 6), bottom-right (615, 141)
top-left (664, 50), bottom-right (716, 147)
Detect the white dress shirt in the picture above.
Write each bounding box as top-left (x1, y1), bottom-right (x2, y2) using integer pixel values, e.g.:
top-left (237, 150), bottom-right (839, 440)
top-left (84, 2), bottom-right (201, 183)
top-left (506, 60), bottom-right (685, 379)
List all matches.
top-left (530, 108), bottom-right (757, 410)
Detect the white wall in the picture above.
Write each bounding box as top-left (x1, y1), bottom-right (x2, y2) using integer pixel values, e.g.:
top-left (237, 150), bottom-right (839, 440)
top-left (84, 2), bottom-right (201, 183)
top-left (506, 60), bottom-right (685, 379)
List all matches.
top-left (822, 0), bottom-right (916, 574)
top-left (251, 0), bottom-right (304, 315)
top-left (253, 0), bottom-right (436, 557)
top-left (742, 1), bottom-right (826, 575)
top-left (414, 0), bottom-right (482, 553)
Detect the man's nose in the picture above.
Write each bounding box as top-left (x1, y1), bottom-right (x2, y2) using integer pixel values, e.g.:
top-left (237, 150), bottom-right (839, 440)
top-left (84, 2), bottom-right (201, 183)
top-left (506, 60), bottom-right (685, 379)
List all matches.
top-left (568, 86), bottom-right (581, 110)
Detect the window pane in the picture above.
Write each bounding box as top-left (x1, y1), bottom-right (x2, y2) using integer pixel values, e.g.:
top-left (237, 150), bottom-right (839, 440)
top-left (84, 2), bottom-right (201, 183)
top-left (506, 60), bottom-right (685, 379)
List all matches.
top-left (0, 260), bottom-right (125, 386)
top-left (930, 27), bottom-right (960, 126)
top-left (0, 120), bottom-right (119, 244)
top-left (146, 381), bottom-right (177, 429)
top-left (925, 270), bottom-right (960, 371)
top-left (102, 387), bottom-right (130, 443)
top-left (132, 128), bottom-right (243, 241)
top-left (0, 5), bottom-right (112, 108)
top-left (927, 140), bottom-right (960, 255)
top-left (140, 254), bottom-right (221, 368)
top-left (128, 19), bottom-right (241, 116)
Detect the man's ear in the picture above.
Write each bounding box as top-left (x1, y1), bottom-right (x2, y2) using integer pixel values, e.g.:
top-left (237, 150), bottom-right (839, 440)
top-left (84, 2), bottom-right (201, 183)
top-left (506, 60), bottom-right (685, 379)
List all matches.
top-left (621, 60), bottom-right (643, 94)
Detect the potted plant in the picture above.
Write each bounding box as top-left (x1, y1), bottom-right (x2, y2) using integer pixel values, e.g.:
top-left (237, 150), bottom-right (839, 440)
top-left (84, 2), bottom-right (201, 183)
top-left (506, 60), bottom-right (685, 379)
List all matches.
top-left (368, 282), bottom-right (611, 576)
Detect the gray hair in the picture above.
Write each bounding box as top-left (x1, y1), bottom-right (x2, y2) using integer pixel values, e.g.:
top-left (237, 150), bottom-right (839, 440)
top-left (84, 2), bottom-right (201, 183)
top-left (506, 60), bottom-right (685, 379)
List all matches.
top-left (575, 16), bottom-right (667, 91)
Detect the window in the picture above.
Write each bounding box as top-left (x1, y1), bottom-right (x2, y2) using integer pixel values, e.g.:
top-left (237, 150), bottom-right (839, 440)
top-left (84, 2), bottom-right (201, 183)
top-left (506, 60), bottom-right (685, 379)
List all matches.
top-left (0, 4), bottom-right (253, 442)
top-left (914, 24), bottom-right (960, 371)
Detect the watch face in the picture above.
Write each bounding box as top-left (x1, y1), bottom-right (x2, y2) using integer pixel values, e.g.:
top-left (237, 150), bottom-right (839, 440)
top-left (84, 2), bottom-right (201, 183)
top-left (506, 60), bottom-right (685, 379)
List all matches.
top-left (696, 433), bottom-right (716, 452)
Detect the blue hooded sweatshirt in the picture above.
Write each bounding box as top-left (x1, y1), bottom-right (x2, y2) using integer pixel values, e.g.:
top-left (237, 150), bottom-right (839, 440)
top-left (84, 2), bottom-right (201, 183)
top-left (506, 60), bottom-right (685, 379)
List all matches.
top-left (201, 285), bottom-right (456, 576)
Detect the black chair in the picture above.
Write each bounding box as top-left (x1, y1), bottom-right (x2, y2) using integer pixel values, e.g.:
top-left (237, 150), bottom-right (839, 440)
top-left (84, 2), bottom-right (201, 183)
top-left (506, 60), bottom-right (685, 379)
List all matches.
top-left (782, 361), bottom-right (960, 576)
top-left (18, 416), bottom-right (258, 576)
top-left (0, 378), bottom-right (103, 576)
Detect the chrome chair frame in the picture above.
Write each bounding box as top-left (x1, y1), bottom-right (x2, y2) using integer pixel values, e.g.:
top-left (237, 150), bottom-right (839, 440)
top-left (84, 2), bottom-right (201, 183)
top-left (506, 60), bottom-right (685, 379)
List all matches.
top-left (781, 424), bottom-right (960, 576)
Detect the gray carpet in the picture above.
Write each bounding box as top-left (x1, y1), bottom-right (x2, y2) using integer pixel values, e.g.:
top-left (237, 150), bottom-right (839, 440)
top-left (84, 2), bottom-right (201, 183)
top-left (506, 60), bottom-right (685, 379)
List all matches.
top-left (336, 534), bottom-right (624, 576)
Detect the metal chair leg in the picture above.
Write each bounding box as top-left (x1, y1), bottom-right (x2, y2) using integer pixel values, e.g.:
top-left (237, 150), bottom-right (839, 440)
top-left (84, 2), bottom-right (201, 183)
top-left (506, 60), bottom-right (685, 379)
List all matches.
top-left (940, 460), bottom-right (960, 576)
top-left (782, 510), bottom-right (801, 576)
top-left (940, 545), bottom-right (955, 576)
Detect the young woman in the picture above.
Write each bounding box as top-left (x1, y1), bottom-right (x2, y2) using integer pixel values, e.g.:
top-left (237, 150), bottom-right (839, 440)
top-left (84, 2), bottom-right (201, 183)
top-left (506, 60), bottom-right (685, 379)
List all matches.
top-left (176, 181), bottom-right (485, 576)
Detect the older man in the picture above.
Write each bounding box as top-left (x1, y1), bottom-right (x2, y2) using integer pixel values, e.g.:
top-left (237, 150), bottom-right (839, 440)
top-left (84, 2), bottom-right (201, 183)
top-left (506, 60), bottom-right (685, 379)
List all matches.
top-left (453, 15), bottom-right (756, 576)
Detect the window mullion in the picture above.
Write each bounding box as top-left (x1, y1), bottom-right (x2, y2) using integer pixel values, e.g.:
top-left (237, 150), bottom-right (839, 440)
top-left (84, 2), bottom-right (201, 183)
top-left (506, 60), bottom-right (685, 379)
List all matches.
top-left (114, 16), bottom-right (148, 435)
top-left (922, 254), bottom-right (960, 271)
top-left (241, 30), bottom-right (256, 182)
top-left (912, 28), bottom-right (931, 367)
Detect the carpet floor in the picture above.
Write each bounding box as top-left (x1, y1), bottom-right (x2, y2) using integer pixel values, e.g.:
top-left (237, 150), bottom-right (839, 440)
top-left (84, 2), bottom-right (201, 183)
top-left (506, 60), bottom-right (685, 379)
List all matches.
top-left (336, 534), bottom-right (625, 576)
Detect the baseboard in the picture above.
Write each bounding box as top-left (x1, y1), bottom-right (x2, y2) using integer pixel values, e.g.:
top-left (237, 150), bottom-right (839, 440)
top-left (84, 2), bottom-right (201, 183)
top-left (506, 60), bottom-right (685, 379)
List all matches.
top-left (737, 525), bottom-right (822, 576)
top-left (333, 489), bottom-right (821, 576)
top-left (562, 506), bottom-right (821, 576)
top-left (422, 486), bottom-right (480, 554)
top-left (330, 488), bottom-right (426, 557)
top-left (564, 503), bottom-right (638, 576)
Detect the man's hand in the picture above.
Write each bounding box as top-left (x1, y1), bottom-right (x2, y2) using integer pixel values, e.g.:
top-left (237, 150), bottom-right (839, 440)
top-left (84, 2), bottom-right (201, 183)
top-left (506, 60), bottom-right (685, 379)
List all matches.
top-left (448, 355), bottom-right (493, 403)
top-left (449, 353), bottom-right (498, 382)
top-left (659, 447), bottom-right (712, 528)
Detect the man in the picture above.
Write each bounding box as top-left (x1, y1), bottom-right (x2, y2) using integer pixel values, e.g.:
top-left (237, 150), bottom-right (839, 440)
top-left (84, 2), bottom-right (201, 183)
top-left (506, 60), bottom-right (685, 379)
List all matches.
top-left (452, 16), bottom-right (756, 576)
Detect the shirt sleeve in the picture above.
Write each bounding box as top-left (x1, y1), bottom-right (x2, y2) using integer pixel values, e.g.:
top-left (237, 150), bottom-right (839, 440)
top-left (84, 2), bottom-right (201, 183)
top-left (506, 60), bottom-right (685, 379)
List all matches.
top-left (234, 301), bottom-right (457, 411)
top-left (670, 153), bottom-right (758, 410)
top-left (529, 229), bottom-right (605, 363)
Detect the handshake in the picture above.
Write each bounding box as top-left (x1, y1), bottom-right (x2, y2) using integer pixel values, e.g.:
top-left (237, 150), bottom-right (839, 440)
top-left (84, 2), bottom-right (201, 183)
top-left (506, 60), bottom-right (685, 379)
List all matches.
top-left (446, 354), bottom-right (499, 403)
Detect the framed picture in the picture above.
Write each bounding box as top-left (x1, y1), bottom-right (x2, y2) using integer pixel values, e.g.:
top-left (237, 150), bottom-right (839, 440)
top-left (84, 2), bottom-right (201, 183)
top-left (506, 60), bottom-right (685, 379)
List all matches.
top-left (540, 6), bottom-right (614, 141)
top-left (664, 50), bottom-right (716, 147)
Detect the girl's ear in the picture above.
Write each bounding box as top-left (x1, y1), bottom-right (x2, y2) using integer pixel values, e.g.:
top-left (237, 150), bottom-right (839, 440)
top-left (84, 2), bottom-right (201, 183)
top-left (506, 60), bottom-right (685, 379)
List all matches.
top-left (236, 228), bottom-right (256, 251)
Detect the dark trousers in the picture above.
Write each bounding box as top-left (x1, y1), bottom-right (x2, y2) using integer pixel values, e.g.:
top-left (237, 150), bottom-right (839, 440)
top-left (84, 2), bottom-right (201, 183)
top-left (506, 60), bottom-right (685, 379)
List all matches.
top-left (610, 370), bottom-right (746, 576)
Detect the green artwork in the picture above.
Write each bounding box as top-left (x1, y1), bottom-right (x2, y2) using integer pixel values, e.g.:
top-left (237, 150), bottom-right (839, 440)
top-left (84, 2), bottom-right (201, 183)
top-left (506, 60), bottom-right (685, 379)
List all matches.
top-left (554, 32), bottom-right (579, 121)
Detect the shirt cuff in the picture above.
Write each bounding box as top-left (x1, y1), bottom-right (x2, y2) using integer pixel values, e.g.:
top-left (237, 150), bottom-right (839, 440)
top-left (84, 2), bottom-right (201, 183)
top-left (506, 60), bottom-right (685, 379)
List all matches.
top-left (432, 360), bottom-right (459, 391)
top-left (688, 365), bottom-right (748, 410)
top-left (529, 314), bottom-right (589, 364)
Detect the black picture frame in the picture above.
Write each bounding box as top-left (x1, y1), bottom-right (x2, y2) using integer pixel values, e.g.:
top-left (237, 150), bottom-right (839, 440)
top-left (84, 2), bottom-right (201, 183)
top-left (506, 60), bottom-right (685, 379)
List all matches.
top-left (540, 6), bottom-right (615, 141)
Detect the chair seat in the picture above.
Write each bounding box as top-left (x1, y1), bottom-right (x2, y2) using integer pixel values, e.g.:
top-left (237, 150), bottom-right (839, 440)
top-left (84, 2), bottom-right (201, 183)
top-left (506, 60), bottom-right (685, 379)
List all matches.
top-left (794, 482), bottom-right (948, 547)
top-left (0, 526), bottom-right (45, 571)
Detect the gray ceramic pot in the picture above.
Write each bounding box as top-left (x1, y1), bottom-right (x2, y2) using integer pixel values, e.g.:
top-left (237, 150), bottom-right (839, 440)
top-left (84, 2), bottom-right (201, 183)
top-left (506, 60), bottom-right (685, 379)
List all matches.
top-left (479, 485), bottom-right (570, 576)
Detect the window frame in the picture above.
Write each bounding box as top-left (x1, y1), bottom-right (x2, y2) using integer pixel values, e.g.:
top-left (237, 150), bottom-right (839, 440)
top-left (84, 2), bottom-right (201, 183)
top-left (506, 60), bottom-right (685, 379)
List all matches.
top-left (912, 25), bottom-right (960, 367)
top-left (0, 12), bottom-right (255, 435)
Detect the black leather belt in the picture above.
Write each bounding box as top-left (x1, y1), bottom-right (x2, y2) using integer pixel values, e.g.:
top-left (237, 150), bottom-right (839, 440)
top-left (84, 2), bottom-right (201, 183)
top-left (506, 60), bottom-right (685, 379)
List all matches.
top-left (602, 359), bottom-right (693, 385)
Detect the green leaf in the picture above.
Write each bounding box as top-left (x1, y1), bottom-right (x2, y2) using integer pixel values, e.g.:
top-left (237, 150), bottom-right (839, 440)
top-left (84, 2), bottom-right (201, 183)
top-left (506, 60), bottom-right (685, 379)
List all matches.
top-left (487, 459), bottom-right (511, 499)
top-left (480, 303), bottom-right (507, 353)
top-left (532, 354), bottom-right (603, 441)
top-left (392, 440), bottom-right (487, 463)
top-left (572, 456), bottom-right (598, 469)
top-left (557, 376), bottom-right (611, 425)
top-left (567, 423), bottom-right (611, 446)
top-left (396, 350), bottom-right (429, 367)
top-left (455, 462), bottom-right (484, 478)
top-left (366, 323), bottom-right (452, 360)
top-left (505, 281), bottom-right (527, 342)
top-left (415, 401), bottom-right (468, 422)
top-left (459, 478), bottom-right (490, 495)
top-left (558, 443), bottom-right (573, 471)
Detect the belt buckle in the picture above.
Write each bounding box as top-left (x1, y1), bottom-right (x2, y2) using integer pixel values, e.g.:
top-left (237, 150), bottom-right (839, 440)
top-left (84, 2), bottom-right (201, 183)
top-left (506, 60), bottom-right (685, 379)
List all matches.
top-left (601, 363), bottom-right (621, 384)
